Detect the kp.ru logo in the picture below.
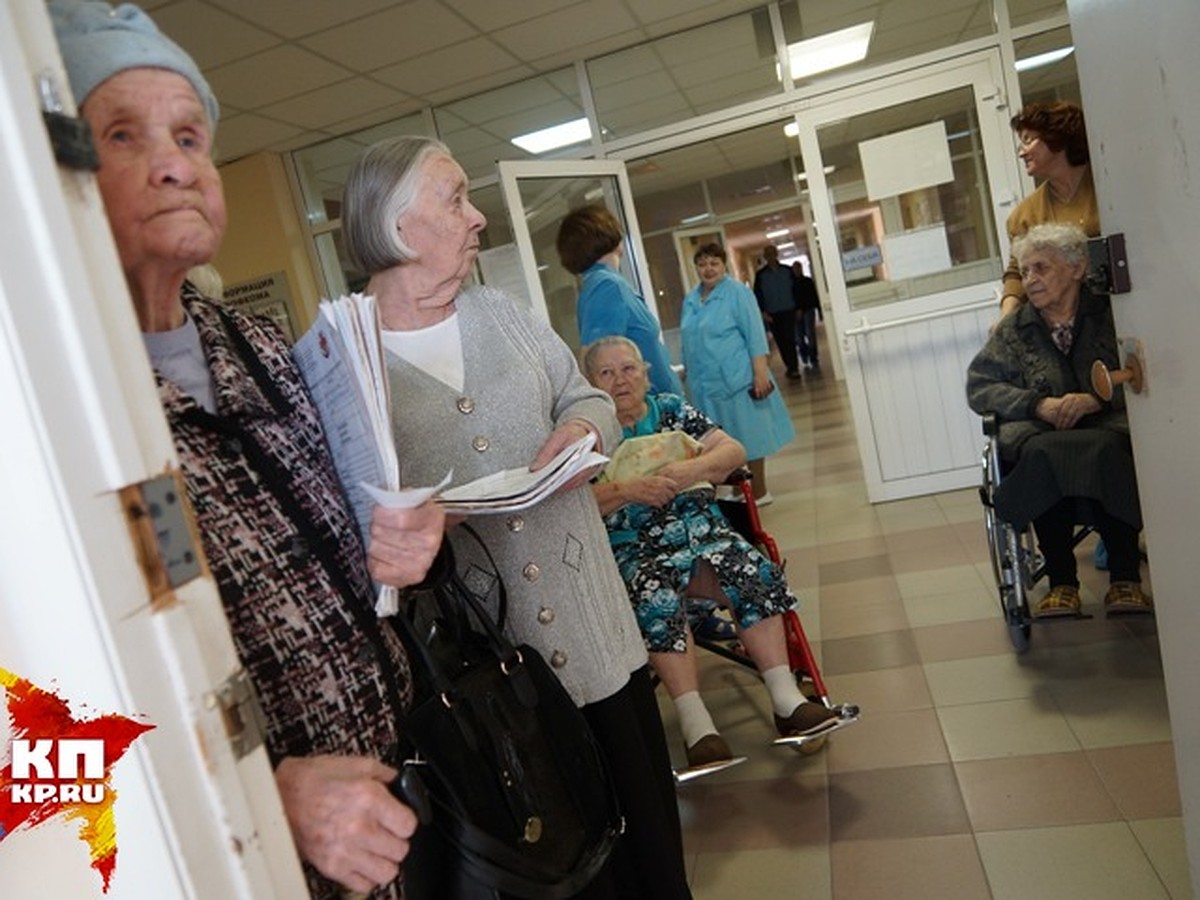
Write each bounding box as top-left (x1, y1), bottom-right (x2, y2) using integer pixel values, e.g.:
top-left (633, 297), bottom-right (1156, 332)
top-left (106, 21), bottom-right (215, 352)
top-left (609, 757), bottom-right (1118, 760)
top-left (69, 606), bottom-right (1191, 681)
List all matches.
top-left (9, 738), bottom-right (109, 804)
top-left (1, 667), bottom-right (154, 893)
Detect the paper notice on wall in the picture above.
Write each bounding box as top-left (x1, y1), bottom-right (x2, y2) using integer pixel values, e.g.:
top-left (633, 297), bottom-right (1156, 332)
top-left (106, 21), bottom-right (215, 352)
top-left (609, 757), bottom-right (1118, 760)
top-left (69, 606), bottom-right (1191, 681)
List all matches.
top-left (223, 270), bottom-right (297, 341)
top-left (859, 121), bottom-right (954, 201)
top-left (881, 226), bottom-right (952, 280)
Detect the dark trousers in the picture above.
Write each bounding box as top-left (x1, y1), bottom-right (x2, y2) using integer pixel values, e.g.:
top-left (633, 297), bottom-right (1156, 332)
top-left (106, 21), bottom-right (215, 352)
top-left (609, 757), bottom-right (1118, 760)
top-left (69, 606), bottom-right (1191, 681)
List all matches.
top-left (1033, 499), bottom-right (1142, 586)
top-left (796, 308), bottom-right (819, 365)
top-left (767, 308), bottom-right (800, 375)
top-left (581, 666), bottom-right (692, 900)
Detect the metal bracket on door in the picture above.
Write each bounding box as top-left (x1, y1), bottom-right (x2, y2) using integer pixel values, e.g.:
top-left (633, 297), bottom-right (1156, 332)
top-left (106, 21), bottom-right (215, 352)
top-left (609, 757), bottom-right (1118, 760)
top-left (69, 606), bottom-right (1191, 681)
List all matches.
top-left (205, 669), bottom-right (267, 760)
top-left (1087, 233), bottom-right (1131, 294)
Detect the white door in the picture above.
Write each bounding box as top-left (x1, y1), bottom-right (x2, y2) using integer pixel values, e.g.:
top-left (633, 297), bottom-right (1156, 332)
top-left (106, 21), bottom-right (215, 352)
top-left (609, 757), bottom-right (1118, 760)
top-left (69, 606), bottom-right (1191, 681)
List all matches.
top-left (0, 3), bottom-right (306, 896)
top-left (796, 53), bottom-right (1024, 502)
top-left (496, 160), bottom-right (661, 355)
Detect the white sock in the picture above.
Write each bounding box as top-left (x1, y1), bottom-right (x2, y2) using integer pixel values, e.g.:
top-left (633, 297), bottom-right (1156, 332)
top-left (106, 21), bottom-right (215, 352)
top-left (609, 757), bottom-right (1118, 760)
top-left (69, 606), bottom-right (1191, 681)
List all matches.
top-left (762, 665), bottom-right (807, 718)
top-left (673, 691), bottom-right (718, 748)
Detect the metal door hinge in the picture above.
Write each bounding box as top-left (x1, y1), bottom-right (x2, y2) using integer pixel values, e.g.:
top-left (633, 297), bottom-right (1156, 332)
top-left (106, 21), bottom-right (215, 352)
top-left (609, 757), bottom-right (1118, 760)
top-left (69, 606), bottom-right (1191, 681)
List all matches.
top-left (121, 472), bottom-right (203, 605)
top-left (38, 71), bottom-right (99, 171)
top-left (206, 669), bottom-right (267, 760)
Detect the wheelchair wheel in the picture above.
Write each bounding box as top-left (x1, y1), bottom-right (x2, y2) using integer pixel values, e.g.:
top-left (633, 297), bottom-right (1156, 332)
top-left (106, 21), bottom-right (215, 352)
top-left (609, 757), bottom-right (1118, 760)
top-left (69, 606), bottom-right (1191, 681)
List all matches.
top-left (1006, 605), bottom-right (1031, 654)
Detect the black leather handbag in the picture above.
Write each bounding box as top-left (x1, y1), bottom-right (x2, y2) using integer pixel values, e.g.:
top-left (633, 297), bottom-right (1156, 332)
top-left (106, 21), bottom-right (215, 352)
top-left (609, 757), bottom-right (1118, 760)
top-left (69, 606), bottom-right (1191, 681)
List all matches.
top-left (391, 543), bottom-right (622, 899)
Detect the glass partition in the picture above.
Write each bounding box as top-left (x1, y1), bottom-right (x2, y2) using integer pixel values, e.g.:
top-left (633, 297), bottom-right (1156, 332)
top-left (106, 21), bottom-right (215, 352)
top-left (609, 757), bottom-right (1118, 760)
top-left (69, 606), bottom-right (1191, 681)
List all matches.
top-left (1013, 26), bottom-right (1080, 106)
top-left (587, 10), bottom-right (783, 139)
top-left (292, 112), bottom-right (429, 227)
top-left (1007, 0), bottom-right (1068, 28)
top-left (434, 68), bottom-right (587, 181)
top-left (816, 85), bottom-right (1002, 311)
top-left (779, 0), bottom-right (993, 88)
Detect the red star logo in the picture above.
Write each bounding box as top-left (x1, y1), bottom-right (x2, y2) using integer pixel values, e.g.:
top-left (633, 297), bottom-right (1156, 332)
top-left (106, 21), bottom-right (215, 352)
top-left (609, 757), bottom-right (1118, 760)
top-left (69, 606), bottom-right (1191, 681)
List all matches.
top-left (1, 667), bottom-right (154, 893)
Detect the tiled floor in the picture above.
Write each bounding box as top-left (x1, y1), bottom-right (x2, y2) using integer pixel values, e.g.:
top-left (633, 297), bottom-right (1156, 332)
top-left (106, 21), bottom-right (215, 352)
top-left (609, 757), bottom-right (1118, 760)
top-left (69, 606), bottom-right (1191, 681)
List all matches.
top-left (663, 372), bottom-right (1190, 900)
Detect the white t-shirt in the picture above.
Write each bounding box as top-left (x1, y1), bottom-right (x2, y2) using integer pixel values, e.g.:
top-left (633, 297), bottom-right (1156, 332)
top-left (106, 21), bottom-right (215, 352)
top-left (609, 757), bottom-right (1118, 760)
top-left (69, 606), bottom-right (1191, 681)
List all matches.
top-left (381, 313), bottom-right (464, 392)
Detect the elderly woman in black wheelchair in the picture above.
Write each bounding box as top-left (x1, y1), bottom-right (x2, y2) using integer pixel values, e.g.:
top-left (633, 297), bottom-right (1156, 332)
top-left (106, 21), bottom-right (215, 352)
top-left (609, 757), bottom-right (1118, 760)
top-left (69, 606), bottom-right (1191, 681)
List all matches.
top-left (967, 222), bottom-right (1151, 636)
top-left (582, 335), bottom-right (855, 780)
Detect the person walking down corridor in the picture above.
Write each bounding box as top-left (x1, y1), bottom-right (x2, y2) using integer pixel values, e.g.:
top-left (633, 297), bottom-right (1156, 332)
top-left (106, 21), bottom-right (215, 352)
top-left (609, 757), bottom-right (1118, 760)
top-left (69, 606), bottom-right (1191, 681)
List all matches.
top-left (753, 245), bottom-right (801, 380)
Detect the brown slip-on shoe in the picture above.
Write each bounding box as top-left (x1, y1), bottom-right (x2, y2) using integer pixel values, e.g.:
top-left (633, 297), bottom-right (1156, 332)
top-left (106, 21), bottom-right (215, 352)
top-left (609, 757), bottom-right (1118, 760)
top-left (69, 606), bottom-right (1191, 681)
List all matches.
top-left (1034, 584), bottom-right (1081, 618)
top-left (685, 733), bottom-right (734, 769)
top-left (1104, 581), bottom-right (1154, 616)
top-left (773, 702), bottom-right (842, 740)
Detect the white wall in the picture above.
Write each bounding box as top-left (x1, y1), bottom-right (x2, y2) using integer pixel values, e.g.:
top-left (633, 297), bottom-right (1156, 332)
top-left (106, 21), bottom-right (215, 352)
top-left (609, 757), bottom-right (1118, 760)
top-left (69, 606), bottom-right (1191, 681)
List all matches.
top-left (1068, 0), bottom-right (1200, 889)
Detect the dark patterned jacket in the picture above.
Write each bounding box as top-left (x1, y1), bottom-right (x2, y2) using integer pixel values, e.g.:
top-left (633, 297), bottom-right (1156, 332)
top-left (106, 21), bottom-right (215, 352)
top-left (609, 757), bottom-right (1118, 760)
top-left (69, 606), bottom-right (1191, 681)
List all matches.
top-left (966, 285), bottom-right (1128, 458)
top-left (160, 287), bottom-right (411, 899)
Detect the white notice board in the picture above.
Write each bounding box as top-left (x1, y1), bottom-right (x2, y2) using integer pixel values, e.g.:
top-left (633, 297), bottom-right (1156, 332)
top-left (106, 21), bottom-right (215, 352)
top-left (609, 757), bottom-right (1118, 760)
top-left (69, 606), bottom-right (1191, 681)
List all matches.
top-left (860, 121), bottom-right (954, 201)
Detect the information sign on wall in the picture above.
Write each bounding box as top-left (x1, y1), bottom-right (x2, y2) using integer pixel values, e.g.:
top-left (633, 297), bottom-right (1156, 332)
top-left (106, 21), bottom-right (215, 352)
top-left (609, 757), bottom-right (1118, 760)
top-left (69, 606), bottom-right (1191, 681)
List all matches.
top-left (222, 270), bottom-right (296, 341)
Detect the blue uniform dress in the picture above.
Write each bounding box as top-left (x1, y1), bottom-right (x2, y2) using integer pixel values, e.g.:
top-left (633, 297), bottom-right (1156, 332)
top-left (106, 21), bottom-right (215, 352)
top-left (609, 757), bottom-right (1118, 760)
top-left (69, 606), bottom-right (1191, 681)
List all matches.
top-left (680, 275), bottom-right (795, 460)
top-left (578, 262), bottom-right (683, 395)
top-left (602, 393), bottom-right (795, 653)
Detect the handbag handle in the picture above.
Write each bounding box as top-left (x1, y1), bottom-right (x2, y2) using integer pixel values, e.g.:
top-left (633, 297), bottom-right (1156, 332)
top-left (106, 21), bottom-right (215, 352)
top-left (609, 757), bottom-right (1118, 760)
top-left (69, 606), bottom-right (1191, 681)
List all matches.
top-left (392, 542), bottom-right (530, 707)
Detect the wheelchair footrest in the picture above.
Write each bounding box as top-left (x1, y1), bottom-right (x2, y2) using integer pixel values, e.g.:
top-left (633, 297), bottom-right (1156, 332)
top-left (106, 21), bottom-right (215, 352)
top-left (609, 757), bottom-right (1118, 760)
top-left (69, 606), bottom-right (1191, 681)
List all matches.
top-left (771, 703), bottom-right (860, 747)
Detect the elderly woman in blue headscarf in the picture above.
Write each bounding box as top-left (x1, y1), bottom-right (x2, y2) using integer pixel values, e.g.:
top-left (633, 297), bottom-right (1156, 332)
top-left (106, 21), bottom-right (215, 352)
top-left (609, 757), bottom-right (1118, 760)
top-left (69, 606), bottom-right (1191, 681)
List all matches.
top-left (50, 3), bottom-right (446, 896)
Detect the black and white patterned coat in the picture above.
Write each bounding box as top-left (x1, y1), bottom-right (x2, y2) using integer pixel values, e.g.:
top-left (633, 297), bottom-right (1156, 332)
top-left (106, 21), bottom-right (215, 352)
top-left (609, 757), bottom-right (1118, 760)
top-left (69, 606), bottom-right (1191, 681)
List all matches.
top-left (159, 288), bottom-right (411, 899)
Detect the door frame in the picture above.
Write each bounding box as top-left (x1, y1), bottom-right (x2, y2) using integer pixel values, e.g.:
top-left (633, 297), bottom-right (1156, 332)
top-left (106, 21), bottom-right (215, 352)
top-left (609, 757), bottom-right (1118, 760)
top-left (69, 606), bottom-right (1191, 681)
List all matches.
top-left (794, 50), bottom-right (1024, 500)
top-left (496, 159), bottom-right (657, 326)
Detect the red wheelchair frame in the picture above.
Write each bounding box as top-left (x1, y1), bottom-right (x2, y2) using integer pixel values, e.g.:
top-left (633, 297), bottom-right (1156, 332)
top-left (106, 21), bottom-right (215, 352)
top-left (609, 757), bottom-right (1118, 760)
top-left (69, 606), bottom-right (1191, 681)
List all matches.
top-left (696, 473), bottom-right (843, 711)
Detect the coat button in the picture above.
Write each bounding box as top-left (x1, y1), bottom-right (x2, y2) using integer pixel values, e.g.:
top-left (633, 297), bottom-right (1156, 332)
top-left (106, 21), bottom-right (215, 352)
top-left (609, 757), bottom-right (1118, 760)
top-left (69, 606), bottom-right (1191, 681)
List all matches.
top-left (537, 607), bottom-right (555, 625)
top-left (507, 516), bottom-right (524, 532)
top-left (457, 397), bottom-right (476, 414)
top-left (288, 536), bottom-right (309, 562)
top-left (472, 435), bottom-right (489, 452)
top-left (522, 563), bottom-right (540, 582)
top-left (550, 650), bottom-right (568, 669)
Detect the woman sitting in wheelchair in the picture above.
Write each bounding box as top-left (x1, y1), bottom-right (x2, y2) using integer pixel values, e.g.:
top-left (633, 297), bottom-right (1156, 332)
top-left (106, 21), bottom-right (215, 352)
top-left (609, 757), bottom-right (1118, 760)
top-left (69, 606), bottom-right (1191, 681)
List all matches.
top-left (582, 335), bottom-right (840, 774)
top-left (967, 223), bottom-right (1151, 618)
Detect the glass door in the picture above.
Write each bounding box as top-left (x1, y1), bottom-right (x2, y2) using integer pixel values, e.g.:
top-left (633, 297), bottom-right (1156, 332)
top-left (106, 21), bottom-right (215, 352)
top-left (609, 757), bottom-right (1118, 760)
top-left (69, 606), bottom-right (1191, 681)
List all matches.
top-left (796, 52), bottom-right (1024, 501)
top-left (496, 160), bottom-right (656, 355)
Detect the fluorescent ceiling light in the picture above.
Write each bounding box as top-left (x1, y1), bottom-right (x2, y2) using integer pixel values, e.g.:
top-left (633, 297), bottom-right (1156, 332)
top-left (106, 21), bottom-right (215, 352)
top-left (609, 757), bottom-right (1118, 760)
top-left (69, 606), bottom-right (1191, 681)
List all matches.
top-left (680, 212), bottom-right (712, 225)
top-left (511, 117), bottom-right (592, 154)
top-left (777, 241), bottom-right (796, 250)
top-left (1015, 46), bottom-right (1075, 72)
top-left (765, 228), bottom-right (791, 239)
top-left (781, 22), bottom-right (875, 82)
top-left (795, 165), bottom-right (836, 183)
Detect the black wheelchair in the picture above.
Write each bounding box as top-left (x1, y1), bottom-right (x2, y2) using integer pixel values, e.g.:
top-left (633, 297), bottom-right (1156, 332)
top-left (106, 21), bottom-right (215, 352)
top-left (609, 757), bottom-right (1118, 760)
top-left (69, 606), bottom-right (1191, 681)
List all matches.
top-left (978, 414), bottom-right (1095, 653)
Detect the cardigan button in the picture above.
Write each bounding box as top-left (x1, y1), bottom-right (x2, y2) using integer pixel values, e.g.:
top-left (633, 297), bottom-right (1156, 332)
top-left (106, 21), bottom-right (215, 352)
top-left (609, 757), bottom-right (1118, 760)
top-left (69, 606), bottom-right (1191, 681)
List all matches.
top-left (550, 650), bottom-right (568, 669)
top-left (537, 607), bottom-right (555, 625)
top-left (223, 436), bottom-right (243, 455)
top-left (522, 563), bottom-right (540, 582)
top-left (472, 435), bottom-right (490, 452)
top-left (288, 536), bottom-right (309, 561)
top-left (456, 397), bottom-right (476, 414)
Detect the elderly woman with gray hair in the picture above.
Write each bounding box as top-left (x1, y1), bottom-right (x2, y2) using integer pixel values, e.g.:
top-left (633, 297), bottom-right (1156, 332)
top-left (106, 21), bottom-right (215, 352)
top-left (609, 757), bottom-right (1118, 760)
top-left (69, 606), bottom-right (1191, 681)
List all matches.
top-left (582, 336), bottom-right (842, 774)
top-left (341, 136), bottom-right (691, 900)
top-left (967, 223), bottom-right (1150, 619)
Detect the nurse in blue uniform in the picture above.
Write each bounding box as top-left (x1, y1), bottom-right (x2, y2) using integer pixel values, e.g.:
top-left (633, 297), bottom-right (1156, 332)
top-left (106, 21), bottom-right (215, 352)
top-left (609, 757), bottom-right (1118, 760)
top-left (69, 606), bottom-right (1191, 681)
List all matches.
top-left (680, 243), bottom-right (794, 502)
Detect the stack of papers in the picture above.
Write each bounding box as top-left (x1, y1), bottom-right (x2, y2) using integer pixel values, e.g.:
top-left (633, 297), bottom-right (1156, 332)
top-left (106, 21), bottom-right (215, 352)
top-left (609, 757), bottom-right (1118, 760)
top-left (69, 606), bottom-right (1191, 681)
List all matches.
top-left (292, 293), bottom-right (402, 614)
top-left (437, 434), bottom-right (607, 514)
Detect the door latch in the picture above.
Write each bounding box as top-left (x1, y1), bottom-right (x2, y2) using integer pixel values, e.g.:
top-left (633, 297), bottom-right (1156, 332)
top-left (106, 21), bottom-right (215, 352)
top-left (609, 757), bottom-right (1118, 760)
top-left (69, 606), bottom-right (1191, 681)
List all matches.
top-left (1086, 233), bottom-right (1131, 294)
top-left (205, 669), bottom-right (267, 760)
